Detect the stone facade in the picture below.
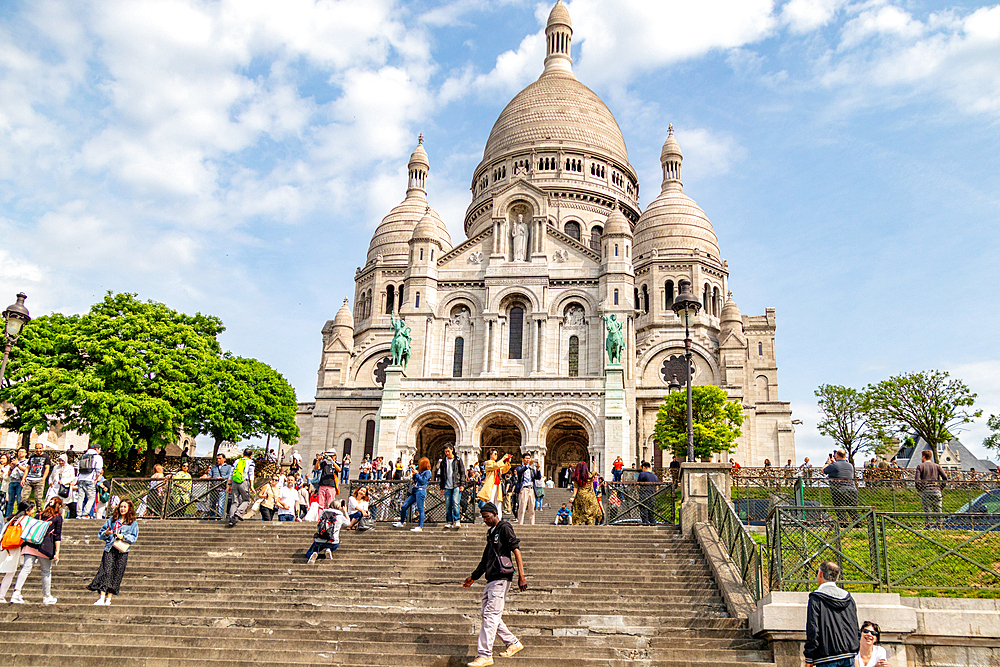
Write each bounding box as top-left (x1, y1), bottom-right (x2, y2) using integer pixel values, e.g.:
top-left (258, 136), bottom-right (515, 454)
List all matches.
top-left (296, 1), bottom-right (795, 478)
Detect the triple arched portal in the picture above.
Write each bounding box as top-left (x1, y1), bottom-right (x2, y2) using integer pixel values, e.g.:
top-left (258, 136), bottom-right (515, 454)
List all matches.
top-left (402, 404), bottom-right (595, 483)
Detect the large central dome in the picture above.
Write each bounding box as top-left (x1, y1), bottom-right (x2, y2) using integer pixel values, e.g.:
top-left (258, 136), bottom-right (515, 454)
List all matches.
top-left (482, 73), bottom-right (629, 166)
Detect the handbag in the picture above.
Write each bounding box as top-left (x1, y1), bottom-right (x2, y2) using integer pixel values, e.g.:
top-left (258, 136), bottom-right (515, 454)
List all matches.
top-left (1, 519), bottom-right (23, 550)
top-left (489, 522), bottom-right (516, 575)
top-left (112, 539), bottom-right (130, 553)
top-left (357, 514), bottom-right (376, 532)
top-left (58, 484), bottom-right (71, 498)
top-left (20, 516), bottom-right (51, 546)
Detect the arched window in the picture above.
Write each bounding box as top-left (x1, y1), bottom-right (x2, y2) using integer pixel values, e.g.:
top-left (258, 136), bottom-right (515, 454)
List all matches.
top-left (614, 243), bottom-right (619, 256)
top-left (419, 249), bottom-right (424, 261)
top-left (703, 283), bottom-right (710, 313)
top-left (568, 336), bottom-right (579, 377)
top-left (634, 288), bottom-right (640, 311)
top-left (385, 285), bottom-right (395, 314)
top-left (590, 225), bottom-right (603, 250)
top-left (613, 289), bottom-right (619, 305)
top-left (366, 290), bottom-right (372, 318)
top-left (363, 419), bottom-right (376, 458)
top-left (756, 375), bottom-right (769, 401)
top-left (713, 287), bottom-right (720, 315)
top-left (642, 285), bottom-right (649, 314)
top-left (758, 342), bottom-right (763, 356)
top-left (564, 221), bottom-right (581, 241)
top-left (343, 438), bottom-right (353, 459)
top-left (508, 307), bottom-right (524, 359)
top-left (665, 280), bottom-right (674, 311)
top-left (453, 336), bottom-right (465, 377)
top-left (415, 292), bottom-right (420, 308)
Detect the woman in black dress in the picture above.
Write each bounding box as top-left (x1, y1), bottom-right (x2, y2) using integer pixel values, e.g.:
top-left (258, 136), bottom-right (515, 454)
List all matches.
top-left (88, 499), bottom-right (139, 606)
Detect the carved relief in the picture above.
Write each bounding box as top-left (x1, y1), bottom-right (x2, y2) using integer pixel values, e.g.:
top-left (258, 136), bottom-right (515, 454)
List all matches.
top-left (552, 249), bottom-right (569, 263)
top-left (563, 305), bottom-right (585, 328)
top-left (451, 308), bottom-right (471, 329)
top-left (526, 401), bottom-right (543, 417)
top-left (468, 251), bottom-right (484, 264)
top-left (460, 402), bottom-right (478, 417)
top-left (399, 402), bottom-right (413, 416)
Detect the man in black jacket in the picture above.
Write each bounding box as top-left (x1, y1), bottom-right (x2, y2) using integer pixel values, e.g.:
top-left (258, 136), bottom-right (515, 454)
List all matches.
top-left (436, 446), bottom-right (466, 529)
top-left (804, 561), bottom-right (859, 667)
top-left (513, 454), bottom-right (542, 525)
top-left (462, 502), bottom-right (528, 667)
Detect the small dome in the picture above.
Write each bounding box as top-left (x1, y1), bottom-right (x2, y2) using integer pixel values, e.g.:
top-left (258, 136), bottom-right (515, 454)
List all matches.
top-left (603, 208), bottom-right (631, 236)
top-left (547, 0), bottom-right (572, 29)
top-left (721, 292), bottom-right (741, 323)
top-left (409, 134), bottom-right (429, 169)
top-left (333, 298), bottom-right (354, 329)
top-left (634, 128), bottom-right (720, 260)
top-left (411, 206), bottom-right (453, 249)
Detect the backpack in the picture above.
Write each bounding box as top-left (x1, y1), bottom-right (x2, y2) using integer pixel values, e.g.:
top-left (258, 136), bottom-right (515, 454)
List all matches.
top-left (315, 513), bottom-right (336, 542)
top-left (78, 453), bottom-right (96, 475)
top-left (231, 458), bottom-right (249, 484)
top-left (2, 519), bottom-right (24, 550)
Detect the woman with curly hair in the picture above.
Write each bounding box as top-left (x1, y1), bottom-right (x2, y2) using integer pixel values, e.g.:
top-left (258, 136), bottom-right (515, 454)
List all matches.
top-left (570, 460), bottom-right (600, 525)
top-left (394, 457), bottom-right (432, 532)
top-left (88, 498), bottom-right (139, 606)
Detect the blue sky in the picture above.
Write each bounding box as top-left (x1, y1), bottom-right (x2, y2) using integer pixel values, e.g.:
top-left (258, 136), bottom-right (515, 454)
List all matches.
top-left (1, 0), bottom-right (998, 462)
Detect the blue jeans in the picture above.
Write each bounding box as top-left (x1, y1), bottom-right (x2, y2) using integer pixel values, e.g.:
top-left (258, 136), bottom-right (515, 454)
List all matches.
top-left (612, 469), bottom-right (623, 482)
top-left (305, 541), bottom-right (339, 559)
top-left (341, 467), bottom-right (350, 484)
top-left (444, 487), bottom-right (461, 523)
top-left (278, 514), bottom-right (295, 522)
top-left (6, 481), bottom-right (21, 517)
top-left (535, 494), bottom-right (543, 510)
top-left (78, 480), bottom-right (97, 517)
top-left (400, 488), bottom-right (426, 527)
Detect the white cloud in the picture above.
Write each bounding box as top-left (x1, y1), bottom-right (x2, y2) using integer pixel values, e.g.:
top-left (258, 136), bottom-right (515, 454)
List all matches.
top-left (781, 0), bottom-right (847, 34)
top-left (675, 127), bottom-right (747, 180)
top-left (839, 5), bottom-right (923, 50)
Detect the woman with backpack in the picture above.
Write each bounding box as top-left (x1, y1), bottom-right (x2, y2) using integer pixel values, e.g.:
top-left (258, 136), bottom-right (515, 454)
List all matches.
top-left (393, 457), bottom-right (432, 532)
top-left (88, 499), bottom-right (139, 606)
top-left (1, 501), bottom-right (34, 603)
top-left (10, 497), bottom-right (62, 605)
top-left (305, 499), bottom-right (349, 563)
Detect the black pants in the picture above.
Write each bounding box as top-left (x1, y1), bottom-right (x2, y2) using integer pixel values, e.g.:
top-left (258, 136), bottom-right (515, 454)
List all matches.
top-left (260, 506), bottom-right (275, 522)
top-left (87, 549), bottom-right (130, 596)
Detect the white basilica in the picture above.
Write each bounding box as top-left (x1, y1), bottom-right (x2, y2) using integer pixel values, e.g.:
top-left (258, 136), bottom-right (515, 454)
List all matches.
top-left (295, 1), bottom-right (796, 478)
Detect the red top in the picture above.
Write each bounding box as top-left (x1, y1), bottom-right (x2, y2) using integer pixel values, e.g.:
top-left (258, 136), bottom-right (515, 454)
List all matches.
top-left (613, 460), bottom-right (623, 471)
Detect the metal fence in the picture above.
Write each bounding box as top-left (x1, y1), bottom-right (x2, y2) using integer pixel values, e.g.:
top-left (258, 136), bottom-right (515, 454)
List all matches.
top-left (708, 479), bottom-right (765, 601)
top-left (605, 482), bottom-right (677, 526)
top-left (732, 467), bottom-right (1000, 525)
top-left (350, 480), bottom-right (479, 524)
top-left (110, 477), bottom-right (230, 520)
top-left (767, 504), bottom-right (1000, 594)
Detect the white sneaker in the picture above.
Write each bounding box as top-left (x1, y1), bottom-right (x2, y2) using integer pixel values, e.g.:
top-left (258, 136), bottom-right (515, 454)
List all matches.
top-left (94, 598), bottom-right (106, 605)
top-left (443, 523), bottom-right (452, 529)
top-left (392, 521), bottom-right (405, 528)
top-left (324, 549), bottom-right (334, 559)
top-left (307, 553), bottom-right (318, 564)
top-left (410, 527), bottom-right (422, 532)
top-left (453, 521), bottom-right (462, 529)
top-left (43, 596), bottom-right (57, 605)
top-left (9, 592), bottom-right (24, 604)
top-left (104, 598), bottom-right (112, 606)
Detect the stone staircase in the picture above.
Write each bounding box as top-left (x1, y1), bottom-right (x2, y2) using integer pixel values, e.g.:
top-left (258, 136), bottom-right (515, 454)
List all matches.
top-left (0, 516), bottom-right (773, 666)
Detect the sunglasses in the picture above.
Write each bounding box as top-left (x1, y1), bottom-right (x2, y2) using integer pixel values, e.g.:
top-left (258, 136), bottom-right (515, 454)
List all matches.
top-left (861, 629), bottom-right (878, 636)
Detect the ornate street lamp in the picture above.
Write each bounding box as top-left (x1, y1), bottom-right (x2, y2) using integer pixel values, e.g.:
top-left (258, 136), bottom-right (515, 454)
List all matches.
top-left (671, 280), bottom-right (701, 462)
top-left (1, 293), bottom-right (31, 386)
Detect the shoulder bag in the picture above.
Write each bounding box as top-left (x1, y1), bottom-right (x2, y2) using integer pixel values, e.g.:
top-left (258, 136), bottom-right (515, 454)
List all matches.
top-left (491, 522), bottom-right (516, 575)
top-left (20, 516), bottom-right (51, 546)
top-left (112, 539), bottom-right (130, 553)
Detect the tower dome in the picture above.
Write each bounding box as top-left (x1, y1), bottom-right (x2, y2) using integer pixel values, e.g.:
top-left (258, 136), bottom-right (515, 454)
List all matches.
top-left (634, 126), bottom-right (720, 260)
top-left (411, 205), bottom-right (452, 250)
top-left (332, 297), bottom-right (354, 330)
top-left (603, 208), bottom-right (631, 237)
top-left (720, 291), bottom-right (743, 337)
top-left (367, 135), bottom-right (444, 264)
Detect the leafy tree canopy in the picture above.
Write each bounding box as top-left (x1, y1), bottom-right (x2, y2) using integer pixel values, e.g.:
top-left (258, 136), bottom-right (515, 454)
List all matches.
top-left (865, 370), bottom-right (980, 464)
top-left (654, 385), bottom-right (744, 461)
top-left (815, 384), bottom-right (876, 466)
top-left (0, 292), bottom-right (297, 472)
top-left (983, 414), bottom-right (1000, 455)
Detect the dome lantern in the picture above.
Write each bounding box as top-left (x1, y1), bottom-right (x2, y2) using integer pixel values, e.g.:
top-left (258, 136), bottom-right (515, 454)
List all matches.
top-left (408, 133), bottom-right (430, 197)
top-left (661, 124), bottom-right (682, 188)
top-left (544, 0), bottom-right (573, 77)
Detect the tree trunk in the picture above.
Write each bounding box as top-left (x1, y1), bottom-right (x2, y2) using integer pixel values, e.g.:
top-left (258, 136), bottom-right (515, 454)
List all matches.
top-left (212, 435), bottom-right (223, 459)
top-left (143, 439), bottom-right (156, 476)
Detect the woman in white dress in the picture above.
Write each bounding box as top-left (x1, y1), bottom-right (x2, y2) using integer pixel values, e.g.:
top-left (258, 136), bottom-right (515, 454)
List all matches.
top-left (855, 620), bottom-right (887, 667)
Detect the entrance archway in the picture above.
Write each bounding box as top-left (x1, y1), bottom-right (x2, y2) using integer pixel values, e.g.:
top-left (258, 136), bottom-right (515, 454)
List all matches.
top-left (478, 413), bottom-right (523, 464)
top-left (545, 417), bottom-right (590, 487)
top-left (413, 413), bottom-right (457, 465)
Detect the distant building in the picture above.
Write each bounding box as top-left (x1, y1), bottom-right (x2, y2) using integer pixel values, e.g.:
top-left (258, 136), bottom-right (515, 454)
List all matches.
top-left (894, 436), bottom-right (997, 474)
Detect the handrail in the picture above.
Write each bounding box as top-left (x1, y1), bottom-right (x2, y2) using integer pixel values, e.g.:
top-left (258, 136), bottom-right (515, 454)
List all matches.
top-left (708, 478), bottom-right (765, 601)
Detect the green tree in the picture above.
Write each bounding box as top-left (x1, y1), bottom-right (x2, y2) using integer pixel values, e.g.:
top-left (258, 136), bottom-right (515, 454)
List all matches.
top-left (654, 385), bottom-right (744, 460)
top-left (814, 384), bottom-right (876, 467)
top-left (866, 370), bottom-right (981, 464)
top-left (983, 414), bottom-right (1000, 455)
top-left (185, 354), bottom-right (299, 458)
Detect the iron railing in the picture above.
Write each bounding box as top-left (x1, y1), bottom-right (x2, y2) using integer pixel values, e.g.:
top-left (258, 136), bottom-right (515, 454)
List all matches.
top-left (110, 477), bottom-right (230, 520)
top-left (605, 482), bottom-right (677, 525)
top-left (767, 504), bottom-right (1000, 594)
top-left (732, 468), bottom-right (1000, 524)
top-left (350, 479), bottom-right (480, 524)
top-left (708, 479), bottom-right (765, 601)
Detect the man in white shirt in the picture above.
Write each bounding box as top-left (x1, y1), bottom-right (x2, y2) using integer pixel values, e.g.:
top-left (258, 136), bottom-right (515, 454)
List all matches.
top-left (76, 444), bottom-right (104, 519)
top-left (277, 478), bottom-right (300, 521)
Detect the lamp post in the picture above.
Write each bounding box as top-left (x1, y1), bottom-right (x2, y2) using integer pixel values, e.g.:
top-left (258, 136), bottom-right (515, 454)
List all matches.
top-left (1, 292), bottom-right (31, 386)
top-left (671, 280), bottom-right (701, 462)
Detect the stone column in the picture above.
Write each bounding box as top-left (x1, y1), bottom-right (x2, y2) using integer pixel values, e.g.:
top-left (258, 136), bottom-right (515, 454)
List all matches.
top-left (680, 462), bottom-right (731, 536)
top-left (602, 364), bottom-right (625, 480)
top-left (375, 366), bottom-right (404, 462)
